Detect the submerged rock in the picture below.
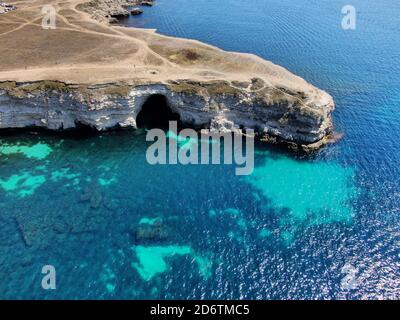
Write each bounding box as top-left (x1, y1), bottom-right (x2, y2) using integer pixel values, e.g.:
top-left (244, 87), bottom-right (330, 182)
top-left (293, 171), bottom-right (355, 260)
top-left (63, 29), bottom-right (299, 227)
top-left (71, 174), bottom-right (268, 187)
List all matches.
top-left (80, 183), bottom-right (103, 209)
top-left (134, 219), bottom-right (168, 242)
top-left (14, 217), bottom-right (32, 247)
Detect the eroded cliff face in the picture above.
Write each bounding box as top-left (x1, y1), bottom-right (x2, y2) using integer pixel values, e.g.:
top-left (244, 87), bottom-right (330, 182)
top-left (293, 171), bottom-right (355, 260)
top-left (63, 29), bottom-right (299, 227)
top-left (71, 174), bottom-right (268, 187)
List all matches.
top-left (0, 0), bottom-right (337, 151)
top-left (0, 80), bottom-right (334, 151)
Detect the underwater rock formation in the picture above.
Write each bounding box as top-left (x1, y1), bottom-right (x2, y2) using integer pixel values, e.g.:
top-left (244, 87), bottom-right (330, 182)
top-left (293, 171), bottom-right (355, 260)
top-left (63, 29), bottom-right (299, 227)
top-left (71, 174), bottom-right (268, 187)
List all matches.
top-left (135, 218), bottom-right (168, 242)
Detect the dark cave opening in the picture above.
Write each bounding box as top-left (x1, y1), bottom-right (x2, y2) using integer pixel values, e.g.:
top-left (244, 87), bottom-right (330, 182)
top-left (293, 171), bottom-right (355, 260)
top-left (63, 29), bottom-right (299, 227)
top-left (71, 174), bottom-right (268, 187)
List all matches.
top-left (136, 94), bottom-right (181, 130)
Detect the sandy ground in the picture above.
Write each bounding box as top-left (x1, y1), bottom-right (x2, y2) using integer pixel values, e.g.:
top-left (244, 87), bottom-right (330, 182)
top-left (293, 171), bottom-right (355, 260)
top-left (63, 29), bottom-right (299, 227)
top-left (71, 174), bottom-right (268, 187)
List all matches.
top-left (0, 0), bottom-right (314, 92)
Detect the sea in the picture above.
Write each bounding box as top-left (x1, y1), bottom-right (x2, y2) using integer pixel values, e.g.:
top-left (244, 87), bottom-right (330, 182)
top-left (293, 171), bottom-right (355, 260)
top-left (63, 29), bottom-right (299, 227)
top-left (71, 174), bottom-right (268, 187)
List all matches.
top-left (0, 0), bottom-right (399, 299)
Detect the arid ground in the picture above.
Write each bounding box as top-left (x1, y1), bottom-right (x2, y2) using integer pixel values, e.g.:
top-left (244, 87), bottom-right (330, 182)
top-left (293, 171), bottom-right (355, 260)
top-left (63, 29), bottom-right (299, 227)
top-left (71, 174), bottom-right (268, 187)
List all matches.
top-left (0, 0), bottom-right (315, 93)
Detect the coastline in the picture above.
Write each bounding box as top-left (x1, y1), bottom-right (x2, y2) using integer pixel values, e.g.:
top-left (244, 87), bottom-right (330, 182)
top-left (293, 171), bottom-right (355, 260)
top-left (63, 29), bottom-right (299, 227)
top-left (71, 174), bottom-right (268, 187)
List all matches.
top-left (0, 0), bottom-right (398, 301)
top-left (77, 0), bottom-right (151, 23)
top-left (0, 0), bottom-right (335, 151)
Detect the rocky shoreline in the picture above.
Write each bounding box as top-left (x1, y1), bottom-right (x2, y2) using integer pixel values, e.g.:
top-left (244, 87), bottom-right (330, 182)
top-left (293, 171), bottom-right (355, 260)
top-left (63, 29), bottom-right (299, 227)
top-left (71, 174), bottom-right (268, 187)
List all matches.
top-left (0, 0), bottom-right (336, 152)
top-left (78, 0), bottom-right (154, 22)
top-left (0, 79), bottom-right (334, 152)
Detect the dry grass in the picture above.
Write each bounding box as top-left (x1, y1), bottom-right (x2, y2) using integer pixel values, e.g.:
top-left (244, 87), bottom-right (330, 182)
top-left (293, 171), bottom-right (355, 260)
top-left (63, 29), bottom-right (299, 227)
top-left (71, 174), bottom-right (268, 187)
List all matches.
top-left (0, 0), bottom-right (320, 104)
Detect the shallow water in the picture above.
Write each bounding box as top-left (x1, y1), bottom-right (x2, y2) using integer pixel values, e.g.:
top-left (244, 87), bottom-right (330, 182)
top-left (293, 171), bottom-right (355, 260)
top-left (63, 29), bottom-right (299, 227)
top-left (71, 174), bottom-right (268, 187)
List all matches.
top-left (1, 0), bottom-right (399, 299)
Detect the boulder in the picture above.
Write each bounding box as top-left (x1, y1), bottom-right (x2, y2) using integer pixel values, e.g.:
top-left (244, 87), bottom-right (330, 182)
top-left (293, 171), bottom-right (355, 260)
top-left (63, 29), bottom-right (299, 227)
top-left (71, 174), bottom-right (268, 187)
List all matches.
top-left (131, 7), bottom-right (143, 15)
top-left (140, 1), bottom-right (154, 6)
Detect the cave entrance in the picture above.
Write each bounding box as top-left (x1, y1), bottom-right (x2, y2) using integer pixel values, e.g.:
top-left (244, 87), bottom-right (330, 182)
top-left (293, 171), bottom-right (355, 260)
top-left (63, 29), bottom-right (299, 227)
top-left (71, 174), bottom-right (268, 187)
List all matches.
top-left (136, 94), bottom-right (181, 130)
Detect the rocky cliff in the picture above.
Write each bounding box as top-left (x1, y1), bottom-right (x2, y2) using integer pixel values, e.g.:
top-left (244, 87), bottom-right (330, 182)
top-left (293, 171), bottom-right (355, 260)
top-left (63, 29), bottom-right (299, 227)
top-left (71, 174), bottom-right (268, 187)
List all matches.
top-left (77, 0), bottom-right (138, 22)
top-left (0, 0), bottom-right (336, 151)
top-left (0, 79), bottom-right (333, 151)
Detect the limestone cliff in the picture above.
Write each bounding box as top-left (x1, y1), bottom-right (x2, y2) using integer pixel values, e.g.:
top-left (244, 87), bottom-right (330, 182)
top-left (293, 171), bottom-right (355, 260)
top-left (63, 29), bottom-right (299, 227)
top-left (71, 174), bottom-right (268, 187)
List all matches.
top-left (0, 79), bottom-right (333, 151)
top-left (0, 0), bottom-right (336, 151)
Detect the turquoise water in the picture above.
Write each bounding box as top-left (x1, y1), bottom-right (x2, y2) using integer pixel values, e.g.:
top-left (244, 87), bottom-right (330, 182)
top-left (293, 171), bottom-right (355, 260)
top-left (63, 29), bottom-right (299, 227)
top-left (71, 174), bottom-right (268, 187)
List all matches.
top-left (1, 0), bottom-right (400, 299)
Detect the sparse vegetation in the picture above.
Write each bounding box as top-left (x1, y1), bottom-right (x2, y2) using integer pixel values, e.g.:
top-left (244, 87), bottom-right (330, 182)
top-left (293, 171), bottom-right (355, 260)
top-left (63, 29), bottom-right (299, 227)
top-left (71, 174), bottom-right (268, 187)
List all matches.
top-left (0, 81), bottom-right (71, 98)
top-left (168, 81), bottom-right (241, 96)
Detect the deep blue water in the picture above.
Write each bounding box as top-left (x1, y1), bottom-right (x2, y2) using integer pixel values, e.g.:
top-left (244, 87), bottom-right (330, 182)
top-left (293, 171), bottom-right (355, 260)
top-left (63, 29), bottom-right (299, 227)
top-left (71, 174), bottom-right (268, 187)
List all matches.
top-left (0, 0), bottom-right (399, 299)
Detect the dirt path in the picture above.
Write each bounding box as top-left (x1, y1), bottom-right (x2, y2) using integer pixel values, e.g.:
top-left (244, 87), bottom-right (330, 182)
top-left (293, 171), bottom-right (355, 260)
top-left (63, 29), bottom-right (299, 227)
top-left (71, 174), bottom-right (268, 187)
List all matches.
top-left (0, 0), bottom-right (321, 111)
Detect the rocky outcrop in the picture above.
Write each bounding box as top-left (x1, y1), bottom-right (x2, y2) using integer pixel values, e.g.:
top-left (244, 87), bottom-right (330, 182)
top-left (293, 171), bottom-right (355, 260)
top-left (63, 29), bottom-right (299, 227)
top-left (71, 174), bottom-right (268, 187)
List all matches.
top-left (131, 8), bottom-right (143, 15)
top-left (78, 0), bottom-right (151, 22)
top-left (78, 0), bottom-right (136, 22)
top-left (0, 80), bottom-right (334, 151)
top-left (0, 0), bottom-right (336, 151)
top-left (0, 2), bottom-right (17, 14)
top-left (140, 1), bottom-right (154, 6)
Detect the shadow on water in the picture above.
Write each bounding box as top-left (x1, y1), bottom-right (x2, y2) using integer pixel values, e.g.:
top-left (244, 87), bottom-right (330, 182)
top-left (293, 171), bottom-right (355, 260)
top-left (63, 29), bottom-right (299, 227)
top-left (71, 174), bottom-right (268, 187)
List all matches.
top-left (0, 125), bottom-right (103, 141)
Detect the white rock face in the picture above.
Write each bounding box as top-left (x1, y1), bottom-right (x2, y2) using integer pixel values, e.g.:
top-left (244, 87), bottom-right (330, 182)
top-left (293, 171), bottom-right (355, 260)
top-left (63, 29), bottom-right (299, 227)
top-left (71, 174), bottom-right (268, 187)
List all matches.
top-left (0, 80), bottom-right (334, 150)
top-left (78, 0), bottom-right (140, 22)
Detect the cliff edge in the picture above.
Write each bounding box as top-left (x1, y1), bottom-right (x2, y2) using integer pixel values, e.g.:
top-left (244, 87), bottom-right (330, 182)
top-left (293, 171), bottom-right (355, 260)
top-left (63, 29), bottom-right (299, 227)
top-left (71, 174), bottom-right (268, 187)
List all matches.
top-left (0, 0), bottom-right (335, 151)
